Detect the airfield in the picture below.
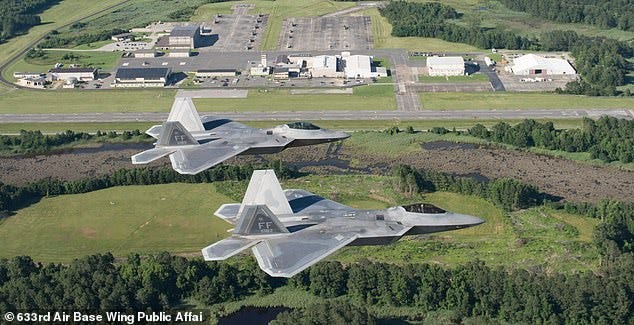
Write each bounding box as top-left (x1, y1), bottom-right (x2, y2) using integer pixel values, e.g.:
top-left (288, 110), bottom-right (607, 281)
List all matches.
top-left (0, 0), bottom-right (632, 275)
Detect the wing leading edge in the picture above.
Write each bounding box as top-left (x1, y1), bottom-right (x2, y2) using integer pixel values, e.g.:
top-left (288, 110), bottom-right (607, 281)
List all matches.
top-left (252, 225), bottom-right (358, 277)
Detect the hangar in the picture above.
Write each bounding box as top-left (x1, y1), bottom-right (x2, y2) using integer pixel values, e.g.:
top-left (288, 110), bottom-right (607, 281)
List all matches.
top-left (49, 67), bottom-right (98, 81)
top-left (507, 54), bottom-right (576, 75)
top-left (167, 25), bottom-right (201, 49)
top-left (342, 52), bottom-right (387, 79)
top-left (112, 67), bottom-right (171, 88)
top-left (426, 56), bottom-right (465, 76)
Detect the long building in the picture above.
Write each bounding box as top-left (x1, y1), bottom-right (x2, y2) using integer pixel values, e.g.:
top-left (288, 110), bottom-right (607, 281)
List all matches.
top-left (112, 68), bottom-right (171, 88)
top-left (507, 54), bottom-right (576, 75)
top-left (426, 56), bottom-right (465, 76)
top-left (49, 68), bottom-right (98, 81)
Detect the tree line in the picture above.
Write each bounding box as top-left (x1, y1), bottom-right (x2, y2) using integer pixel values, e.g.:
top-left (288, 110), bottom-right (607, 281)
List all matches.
top-left (466, 117), bottom-right (634, 163)
top-left (392, 164), bottom-right (541, 211)
top-left (1, 251), bottom-right (632, 324)
top-left (499, 0), bottom-right (634, 31)
top-left (0, 129), bottom-right (148, 155)
top-left (0, 161), bottom-right (296, 213)
top-left (0, 0), bottom-right (58, 42)
top-left (379, 2), bottom-right (534, 50)
top-left (379, 2), bottom-right (633, 96)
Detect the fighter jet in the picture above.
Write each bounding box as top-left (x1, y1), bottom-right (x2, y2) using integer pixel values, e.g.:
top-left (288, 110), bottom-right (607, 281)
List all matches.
top-left (203, 170), bottom-right (485, 277)
top-left (131, 97), bottom-right (349, 174)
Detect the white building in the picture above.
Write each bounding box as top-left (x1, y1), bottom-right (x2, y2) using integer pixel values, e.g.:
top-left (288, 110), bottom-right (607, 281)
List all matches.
top-left (312, 55), bottom-right (341, 78)
top-left (342, 53), bottom-right (387, 79)
top-left (49, 68), bottom-right (98, 81)
top-left (427, 56), bottom-right (465, 76)
top-left (134, 49), bottom-right (157, 58)
top-left (168, 48), bottom-right (190, 58)
top-left (17, 76), bottom-right (46, 88)
top-left (507, 54), bottom-right (576, 75)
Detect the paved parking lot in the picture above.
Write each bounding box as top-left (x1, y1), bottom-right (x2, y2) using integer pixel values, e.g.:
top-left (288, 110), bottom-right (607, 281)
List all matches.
top-left (202, 11), bottom-right (268, 52)
top-left (499, 74), bottom-right (575, 91)
top-left (278, 16), bottom-right (372, 51)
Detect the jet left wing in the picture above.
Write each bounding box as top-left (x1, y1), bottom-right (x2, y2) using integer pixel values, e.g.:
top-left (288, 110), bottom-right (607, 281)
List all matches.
top-left (169, 141), bottom-right (250, 174)
top-left (252, 224), bottom-right (359, 277)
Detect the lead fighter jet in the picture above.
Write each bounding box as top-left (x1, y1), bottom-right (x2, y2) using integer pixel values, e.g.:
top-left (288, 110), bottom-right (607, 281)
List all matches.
top-left (131, 97), bottom-right (349, 174)
top-left (203, 170), bottom-right (485, 277)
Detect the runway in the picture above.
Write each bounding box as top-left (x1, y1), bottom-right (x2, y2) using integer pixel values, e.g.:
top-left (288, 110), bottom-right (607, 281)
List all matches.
top-left (1, 109), bottom-right (632, 123)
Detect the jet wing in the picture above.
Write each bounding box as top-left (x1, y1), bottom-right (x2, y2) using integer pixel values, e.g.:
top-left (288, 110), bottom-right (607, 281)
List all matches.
top-left (284, 189), bottom-right (356, 214)
top-left (169, 141), bottom-right (249, 174)
top-left (252, 223), bottom-right (358, 277)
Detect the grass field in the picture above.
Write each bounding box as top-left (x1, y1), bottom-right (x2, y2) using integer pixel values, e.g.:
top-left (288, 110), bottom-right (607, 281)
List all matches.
top-left (418, 74), bottom-right (490, 83)
top-left (195, 85), bottom-right (396, 112)
top-left (194, 0), bottom-right (355, 50)
top-left (0, 84), bottom-right (395, 114)
top-left (0, 184), bottom-right (233, 262)
top-left (0, 119), bottom-right (586, 134)
top-left (0, 0), bottom-right (128, 85)
top-left (7, 51), bottom-right (122, 80)
top-left (420, 0), bottom-right (634, 42)
top-left (361, 8), bottom-right (480, 52)
top-left (420, 92), bottom-right (634, 110)
top-left (0, 176), bottom-right (599, 272)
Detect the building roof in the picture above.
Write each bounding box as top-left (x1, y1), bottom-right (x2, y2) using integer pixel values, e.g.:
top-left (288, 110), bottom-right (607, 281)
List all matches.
top-left (49, 67), bottom-right (97, 73)
top-left (170, 25), bottom-right (199, 37)
top-left (511, 54), bottom-right (576, 74)
top-left (115, 68), bottom-right (170, 80)
top-left (197, 69), bottom-right (236, 73)
top-left (344, 55), bottom-right (371, 72)
top-left (273, 67), bottom-right (290, 73)
top-left (426, 56), bottom-right (464, 67)
top-left (313, 55), bottom-right (338, 70)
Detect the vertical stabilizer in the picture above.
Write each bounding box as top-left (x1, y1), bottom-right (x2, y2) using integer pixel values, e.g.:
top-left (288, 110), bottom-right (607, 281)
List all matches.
top-left (156, 121), bottom-right (198, 147)
top-left (239, 170), bottom-right (293, 215)
top-left (167, 97), bottom-right (204, 132)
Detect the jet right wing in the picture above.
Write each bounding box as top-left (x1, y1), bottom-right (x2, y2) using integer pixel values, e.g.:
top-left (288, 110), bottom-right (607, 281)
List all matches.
top-left (284, 189), bottom-right (356, 214)
top-left (252, 224), bottom-right (359, 277)
top-left (169, 141), bottom-right (250, 175)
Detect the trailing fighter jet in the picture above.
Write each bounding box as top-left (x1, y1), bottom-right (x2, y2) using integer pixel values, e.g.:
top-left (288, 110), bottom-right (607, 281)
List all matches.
top-left (131, 97), bottom-right (349, 174)
top-left (203, 170), bottom-right (485, 277)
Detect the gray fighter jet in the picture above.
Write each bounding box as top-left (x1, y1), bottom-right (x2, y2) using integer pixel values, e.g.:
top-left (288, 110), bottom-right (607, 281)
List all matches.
top-left (203, 170), bottom-right (485, 277)
top-left (131, 97), bottom-right (349, 174)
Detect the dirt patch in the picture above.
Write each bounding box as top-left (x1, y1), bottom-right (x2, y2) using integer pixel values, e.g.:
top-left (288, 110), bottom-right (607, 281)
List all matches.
top-left (0, 142), bottom-right (632, 203)
top-left (81, 227), bottom-right (97, 239)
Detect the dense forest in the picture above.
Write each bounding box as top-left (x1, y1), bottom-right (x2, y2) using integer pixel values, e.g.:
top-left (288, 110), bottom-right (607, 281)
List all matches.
top-left (499, 0), bottom-right (634, 31)
top-left (0, 0), bottom-right (58, 42)
top-left (379, 2), bottom-right (534, 50)
top-left (0, 251), bottom-right (631, 324)
top-left (391, 165), bottom-right (542, 211)
top-left (466, 117), bottom-right (634, 163)
top-left (379, 2), bottom-right (633, 96)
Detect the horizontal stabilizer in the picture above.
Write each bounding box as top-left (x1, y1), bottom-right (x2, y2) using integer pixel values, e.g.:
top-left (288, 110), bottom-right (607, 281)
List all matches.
top-left (214, 204), bottom-right (241, 224)
top-left (131, 147), bottom-right (176, 164)
top-left (202, 236), bottom-right (260, 260)
top-left (145, 125), bottom-right (163, 139)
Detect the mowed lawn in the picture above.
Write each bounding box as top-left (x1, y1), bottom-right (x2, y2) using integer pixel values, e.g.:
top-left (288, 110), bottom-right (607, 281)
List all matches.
top-left (361, 8), bottom-right (480, 52)
top-left (0, 176), bottom-right (599, 271)
top-left (0, 119), bottom-right (586, 134)
top-left (420, 92), bottom-right (634, 110)
top-left (195, 85), bottom-right (396, 111)
top-left (194, 0), bottom-right (356, 50)
top-left (0, 184), bottom-right (233, 263)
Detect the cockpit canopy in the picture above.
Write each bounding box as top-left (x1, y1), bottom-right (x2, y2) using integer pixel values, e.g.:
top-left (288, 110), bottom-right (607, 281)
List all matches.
top-left (286, 121), bottom-right (321, 130)
top-left (401, 203), bottom-right (446, 214)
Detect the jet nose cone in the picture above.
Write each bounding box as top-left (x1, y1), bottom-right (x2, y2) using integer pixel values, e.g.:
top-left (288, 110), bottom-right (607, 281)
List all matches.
top-left (336, 131), bottom-right (350, 140)
top-left (451, 214), bottom-right (485, 227)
